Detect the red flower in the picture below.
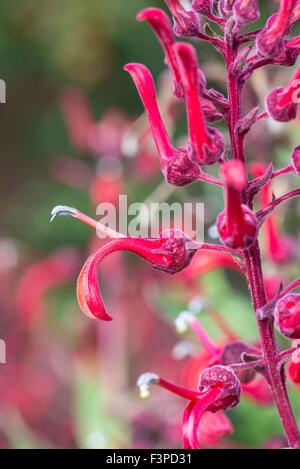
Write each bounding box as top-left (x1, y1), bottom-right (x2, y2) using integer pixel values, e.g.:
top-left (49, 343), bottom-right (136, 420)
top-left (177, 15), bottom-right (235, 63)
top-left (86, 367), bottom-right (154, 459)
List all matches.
top-left (256, 0), bottom-right (298, 57)
top-left (217, 161), bottom-right (258, 249)
top-left (174, 42), bottom-right (225, 164)
top-left (163, 0), bottom-right (200, 37)
top-left (137, 365), bottom-right (240, 449)
top-left (233, 0), bottom-right (260, 28)
top-left (250, 162), bottom-right (293, 264)
top-left (124, 62), bottom-right (203, 186)
top-left (77, 230), bottom-right (196, 321)
top-left (137, 8), bottom-right (184, 99)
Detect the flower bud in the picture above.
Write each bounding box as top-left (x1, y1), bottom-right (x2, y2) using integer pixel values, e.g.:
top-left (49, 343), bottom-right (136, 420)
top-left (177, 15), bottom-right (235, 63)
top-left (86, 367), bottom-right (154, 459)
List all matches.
top-left (218, 0), bottom-right (235, 18)
top-left (274, 293), bottom-right (300, 339)
top-left (220, 342), bottom-right (256, 384)
top-left (217, 161), bottom-right (258, 250)
top-left (233, 0), bottom-right (260, 28)
top-left (192, 0), bottom-right (213, 16)
top-left (256, 1), bottom-right (297, 58)
top-left (164, 0), bottom-right (200, 37)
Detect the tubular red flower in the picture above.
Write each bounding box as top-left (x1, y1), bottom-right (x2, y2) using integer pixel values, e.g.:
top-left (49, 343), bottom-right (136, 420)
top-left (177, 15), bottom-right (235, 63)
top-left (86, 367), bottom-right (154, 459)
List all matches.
top-left (217, 161), bottom-right (258, 249)
top-left (125, 62), bottom-right (203, 185)
top-left (233, 0), bottom-right (260, 27)
top-left (175, 42), bottom-right (225, 164)
top-left (256, 0), bottom-right (298, 57)
top-left (250, 163), bottom-right (293, 263)
top-left (275, 294), bottom-right (300, 339)
top-left (138, 365), bottom-right (240, 449)
top-left (77, 230), bottom-right (196, 321)
top-left (137, 8), bottom-right (184, 100)
top-left (163, 0), bottom-right (200, 37)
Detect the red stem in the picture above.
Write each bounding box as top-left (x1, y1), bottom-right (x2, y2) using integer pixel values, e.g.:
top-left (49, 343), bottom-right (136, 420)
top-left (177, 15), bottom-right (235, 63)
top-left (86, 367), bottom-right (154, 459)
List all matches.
top-left (225, 33), bottom-right (300, 448)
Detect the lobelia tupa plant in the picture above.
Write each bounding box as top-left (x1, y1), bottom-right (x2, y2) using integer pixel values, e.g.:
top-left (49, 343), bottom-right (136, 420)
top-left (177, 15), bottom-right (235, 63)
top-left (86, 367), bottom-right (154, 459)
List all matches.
top-left (52, 1), bottom-right (300, 448)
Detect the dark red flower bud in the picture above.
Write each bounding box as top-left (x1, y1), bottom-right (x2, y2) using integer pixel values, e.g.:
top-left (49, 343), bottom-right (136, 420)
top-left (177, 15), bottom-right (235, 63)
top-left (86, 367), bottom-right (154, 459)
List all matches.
top-left (198, 365), bottom-right (241, 412)
top-left (192, 0), bottom-right (213, 16)
top-left (175, 42), bottom-right (225, 164)
top-left (137, 8), bottom-right (184, 100)
top-left (220, 342), bottom-right (257, 384)
top-left (218, 0), bottom-right (235, 18)
top-left (77, 229), bottom-right (196, 321)
top-left (163, 0), bottom-right (200, 37)
top-left (125, 63), bottom-right (203, 185)
top-left (274, 294), bottom-right (300, 339)
top-left (233, 0), bottom-right (260, 28)
top-left (256, 0), bottom-right (297, 58)
top-left (217, 161), bottom-right (258, 249)
top-left (202, 99), bottom-right (224, 123)
top-left (291, 145), bottom-right (300, 175)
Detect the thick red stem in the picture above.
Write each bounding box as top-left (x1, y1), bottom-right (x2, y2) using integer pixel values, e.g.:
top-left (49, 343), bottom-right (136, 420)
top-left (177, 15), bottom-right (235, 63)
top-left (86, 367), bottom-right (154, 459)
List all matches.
top-left (225, 33), bottom-right (300, 448)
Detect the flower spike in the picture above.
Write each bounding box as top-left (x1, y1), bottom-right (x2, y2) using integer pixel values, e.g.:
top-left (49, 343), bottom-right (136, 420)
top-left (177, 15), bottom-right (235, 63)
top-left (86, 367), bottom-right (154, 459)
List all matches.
top-left (77, 229), bottom-right (196, 321)
top-left (217, 161), bottom-right (258, 249)
top-left (266, 64), bottom-right (300, 122)
top-left (163, 0), bottom-right (200, 37)
top-left (125, 62), bottom-right (203, 186)
top-left (175, 42), bottom-right (225, 164)
top-left (256, 0), bottom-right (298, 57)
top-left (137, 8), bottom-right (184, 100)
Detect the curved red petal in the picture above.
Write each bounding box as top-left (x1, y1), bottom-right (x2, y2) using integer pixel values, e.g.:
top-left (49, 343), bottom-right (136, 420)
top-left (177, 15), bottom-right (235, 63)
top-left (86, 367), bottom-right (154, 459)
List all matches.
top-left (77, 238), bottom-right (163, 321)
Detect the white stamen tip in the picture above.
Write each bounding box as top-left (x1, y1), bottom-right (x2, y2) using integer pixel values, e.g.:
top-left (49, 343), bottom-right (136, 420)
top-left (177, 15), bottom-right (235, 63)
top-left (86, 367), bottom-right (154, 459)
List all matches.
top-left (188, 296), bottom-right (210, 313)
top-left (172, 341), bottom-right (199, 360)
top-left (175, 311), bottom-right (195, 334)
top-left (137, 372), bottom-right (159, 399)
top-left (50, 205), bottom-right (76, 222)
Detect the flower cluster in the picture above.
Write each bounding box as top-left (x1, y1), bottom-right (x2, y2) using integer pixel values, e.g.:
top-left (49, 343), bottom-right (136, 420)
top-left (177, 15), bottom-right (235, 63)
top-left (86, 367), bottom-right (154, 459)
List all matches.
top-left (53, 0), bottom-right (300, 449)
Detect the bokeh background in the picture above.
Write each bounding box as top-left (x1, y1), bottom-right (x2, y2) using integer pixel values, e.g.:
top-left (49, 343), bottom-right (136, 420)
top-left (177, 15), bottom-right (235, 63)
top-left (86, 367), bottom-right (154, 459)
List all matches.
top-left (0, 0), bottom-right (300, 448)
